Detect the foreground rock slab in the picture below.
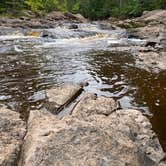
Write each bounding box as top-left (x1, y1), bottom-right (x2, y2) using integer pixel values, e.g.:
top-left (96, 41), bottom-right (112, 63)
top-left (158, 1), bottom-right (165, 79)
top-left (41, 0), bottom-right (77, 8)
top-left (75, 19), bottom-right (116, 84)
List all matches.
top-left (45, 84), bottom-right (83, 113)
top-left (0, 105), bottom-right (26, 166)
top-left (20, 93), bottom-right (165, 166)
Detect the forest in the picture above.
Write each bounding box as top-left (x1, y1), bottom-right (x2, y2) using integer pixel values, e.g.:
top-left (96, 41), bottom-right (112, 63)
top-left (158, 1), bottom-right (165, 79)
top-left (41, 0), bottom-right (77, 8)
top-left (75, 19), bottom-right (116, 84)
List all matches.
top-left (0, 0), bottom-right (166, 19)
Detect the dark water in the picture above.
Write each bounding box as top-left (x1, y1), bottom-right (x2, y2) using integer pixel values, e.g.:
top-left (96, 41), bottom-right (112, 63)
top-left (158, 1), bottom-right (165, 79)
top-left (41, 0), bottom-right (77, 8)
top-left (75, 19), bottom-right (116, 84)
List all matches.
top-left (0, 31), bottom-right (166, 150)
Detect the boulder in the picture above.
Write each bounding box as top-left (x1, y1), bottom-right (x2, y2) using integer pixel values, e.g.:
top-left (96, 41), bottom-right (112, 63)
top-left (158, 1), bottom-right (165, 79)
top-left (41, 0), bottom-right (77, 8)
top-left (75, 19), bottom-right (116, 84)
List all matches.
top-left (20, 93), bottom-right (165, 166)
top-left (0, 105), bottom-right (26, 166)
top-left (64, 13), bottom-right (88, 23)
top-left (44, 84), bottom-right (83, 113)
top-left (68, 24), bottom-right (78, 29)
top-left (73, 13), bottom-right (88, 23)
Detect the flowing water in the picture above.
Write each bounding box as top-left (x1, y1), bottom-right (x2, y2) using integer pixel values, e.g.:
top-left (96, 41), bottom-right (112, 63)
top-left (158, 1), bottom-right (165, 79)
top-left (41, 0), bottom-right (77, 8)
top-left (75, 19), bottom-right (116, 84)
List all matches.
top-left (0, 23), bottom-right (166, 150)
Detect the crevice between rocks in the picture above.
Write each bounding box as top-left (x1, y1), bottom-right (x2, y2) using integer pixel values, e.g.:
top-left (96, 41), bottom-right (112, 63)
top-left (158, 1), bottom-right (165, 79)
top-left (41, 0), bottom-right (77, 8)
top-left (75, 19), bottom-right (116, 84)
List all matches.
top-left (14, 124), bottom-right (28, 166)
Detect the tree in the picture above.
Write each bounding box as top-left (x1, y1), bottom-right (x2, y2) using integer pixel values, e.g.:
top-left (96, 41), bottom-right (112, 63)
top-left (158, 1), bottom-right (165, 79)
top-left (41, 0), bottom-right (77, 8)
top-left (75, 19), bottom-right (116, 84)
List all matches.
top-left (0, 0), bottom-right (24, 14)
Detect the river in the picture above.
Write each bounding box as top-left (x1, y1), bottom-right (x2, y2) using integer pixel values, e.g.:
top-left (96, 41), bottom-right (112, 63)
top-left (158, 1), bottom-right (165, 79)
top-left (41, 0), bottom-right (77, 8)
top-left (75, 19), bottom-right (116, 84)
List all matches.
top-left (0, 23), bottom-right (165, 150)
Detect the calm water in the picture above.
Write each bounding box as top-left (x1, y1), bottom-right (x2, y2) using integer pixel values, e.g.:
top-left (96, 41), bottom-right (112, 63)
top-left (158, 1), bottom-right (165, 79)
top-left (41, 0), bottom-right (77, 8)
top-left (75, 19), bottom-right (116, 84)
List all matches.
top-left (0, 24), bottom-right (166, 150)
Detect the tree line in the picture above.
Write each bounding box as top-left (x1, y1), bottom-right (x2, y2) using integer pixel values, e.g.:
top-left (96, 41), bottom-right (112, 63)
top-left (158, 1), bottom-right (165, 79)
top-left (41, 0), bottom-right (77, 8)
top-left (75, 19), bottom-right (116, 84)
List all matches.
top-left (0, 0), bottom-right (165, 19)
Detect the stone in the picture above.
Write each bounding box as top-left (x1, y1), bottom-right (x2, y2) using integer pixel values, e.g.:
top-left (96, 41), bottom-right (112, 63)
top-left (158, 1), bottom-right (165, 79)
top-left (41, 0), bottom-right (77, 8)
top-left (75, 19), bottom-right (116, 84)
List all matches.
top-left (0, 105), bottom-right (26, 166)
top-left (72, 93), bottom-right (119, 118)
top-left (20, 93), bottom-right (165, 166)
top-left (68, 24), bottom-right (78, 29)
top-left (44, 84), bottom-right (83, 113)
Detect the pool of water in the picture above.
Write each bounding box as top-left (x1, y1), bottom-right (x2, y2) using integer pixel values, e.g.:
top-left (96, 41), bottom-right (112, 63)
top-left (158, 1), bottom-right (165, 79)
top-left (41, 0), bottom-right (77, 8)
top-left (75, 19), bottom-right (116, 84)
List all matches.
top-left (0, 24), bottom-right (166, 150)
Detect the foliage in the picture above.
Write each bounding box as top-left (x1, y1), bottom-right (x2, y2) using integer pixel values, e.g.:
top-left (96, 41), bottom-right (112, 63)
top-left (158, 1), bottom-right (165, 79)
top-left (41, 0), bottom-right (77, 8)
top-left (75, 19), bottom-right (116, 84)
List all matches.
top-left (121, 0), bottom-right (142, 17)
top-left (0, 0), bottom-right (165, 18)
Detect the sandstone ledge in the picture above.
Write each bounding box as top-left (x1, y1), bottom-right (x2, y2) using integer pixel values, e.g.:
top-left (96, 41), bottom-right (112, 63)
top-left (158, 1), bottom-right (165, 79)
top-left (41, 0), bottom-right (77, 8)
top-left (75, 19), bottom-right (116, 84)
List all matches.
top-left (19, 92), bottom-right (166, 166)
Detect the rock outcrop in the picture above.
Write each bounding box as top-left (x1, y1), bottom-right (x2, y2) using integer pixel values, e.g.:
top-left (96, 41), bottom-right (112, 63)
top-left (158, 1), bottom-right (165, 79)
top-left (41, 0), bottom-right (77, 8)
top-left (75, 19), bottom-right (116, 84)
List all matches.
top-left (128, 10), bottom-right (166, 43)
top-left (0, 105), bottom-right (26, 166)
top-left (108, 10), bottom-right (166, 72)
top-left (19, 93), bottom-right (166, 166)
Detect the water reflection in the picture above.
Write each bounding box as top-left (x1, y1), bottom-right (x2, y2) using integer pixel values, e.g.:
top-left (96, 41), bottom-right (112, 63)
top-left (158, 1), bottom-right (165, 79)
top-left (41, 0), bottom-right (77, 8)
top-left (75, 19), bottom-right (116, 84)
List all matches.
top-left (86, 51), bottom-right (166, 150)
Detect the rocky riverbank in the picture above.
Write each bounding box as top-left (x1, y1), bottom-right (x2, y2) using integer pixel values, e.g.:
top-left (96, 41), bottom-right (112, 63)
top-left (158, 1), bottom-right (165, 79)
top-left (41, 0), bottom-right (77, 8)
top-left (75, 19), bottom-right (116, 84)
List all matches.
top-left (0, 11), bottom-right (88, 29)
top-left (0, 84), bottom-right (166, 166)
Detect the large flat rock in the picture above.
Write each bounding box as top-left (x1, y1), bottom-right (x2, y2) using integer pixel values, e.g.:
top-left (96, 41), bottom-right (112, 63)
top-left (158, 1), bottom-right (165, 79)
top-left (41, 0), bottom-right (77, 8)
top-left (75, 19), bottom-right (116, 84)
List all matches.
top-left (20, 93), bottom-right (166, 166)
top-left (0, 105), bottom-right (26, 166)
top-left (44, 84), bottom-right (83, 113)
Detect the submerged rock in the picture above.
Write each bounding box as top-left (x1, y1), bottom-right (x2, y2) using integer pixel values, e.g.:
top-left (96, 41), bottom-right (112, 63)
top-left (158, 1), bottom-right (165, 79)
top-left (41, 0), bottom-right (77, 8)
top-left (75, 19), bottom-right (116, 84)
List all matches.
top-left (0, 105), bottom-right (26, 166)
top-left (19, 93), bottom-right (165, 166)
top-left (44, 84), bottom-right (83, 113)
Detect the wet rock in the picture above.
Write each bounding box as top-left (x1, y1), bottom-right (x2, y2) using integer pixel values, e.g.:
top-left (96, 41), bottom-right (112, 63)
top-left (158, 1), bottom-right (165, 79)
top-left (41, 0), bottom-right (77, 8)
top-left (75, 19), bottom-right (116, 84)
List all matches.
top-left (130, 24), bottom-right (166, 41)
top-left (107, 45), bottom-right (155, 54)
top-left (44, 84), bottom-right (83, 113)
top-left (79, 81), bottom-right (89, 87)
top-left (0, 105), bottom-right (26, 166)
top-left (68, 24), bottom-right (78, 29)
top-left (41, 27), bottom-right (98, 39)
top-left (145, 41), bottom-right (158, 47)
top-left (136, 51), bottom-right (166, 72)
top-left (20, 93), bottom-right (165, 166)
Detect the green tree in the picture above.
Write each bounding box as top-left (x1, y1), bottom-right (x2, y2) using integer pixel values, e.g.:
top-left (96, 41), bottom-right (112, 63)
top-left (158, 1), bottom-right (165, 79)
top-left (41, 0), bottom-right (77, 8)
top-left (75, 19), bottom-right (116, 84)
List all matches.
top-left (121, 0), bottom-right (142, 17)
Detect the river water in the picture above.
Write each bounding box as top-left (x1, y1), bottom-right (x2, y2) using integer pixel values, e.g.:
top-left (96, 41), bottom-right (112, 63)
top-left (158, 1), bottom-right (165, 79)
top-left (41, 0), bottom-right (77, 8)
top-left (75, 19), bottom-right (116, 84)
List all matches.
top-left (0, 23), bottom-right (166, 150)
